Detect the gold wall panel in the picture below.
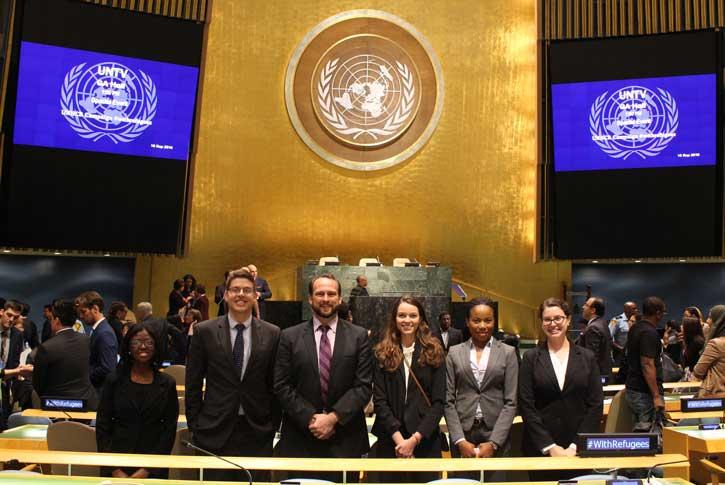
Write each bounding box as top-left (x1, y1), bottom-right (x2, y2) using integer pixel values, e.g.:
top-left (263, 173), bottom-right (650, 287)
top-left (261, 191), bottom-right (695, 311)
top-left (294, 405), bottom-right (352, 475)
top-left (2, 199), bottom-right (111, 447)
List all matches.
top-left (134, 0), bottom-right (570, 337)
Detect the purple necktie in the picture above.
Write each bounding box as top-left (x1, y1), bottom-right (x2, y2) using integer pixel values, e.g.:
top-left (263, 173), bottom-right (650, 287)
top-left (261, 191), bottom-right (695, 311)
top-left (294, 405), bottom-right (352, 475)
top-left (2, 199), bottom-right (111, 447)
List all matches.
top-left (318, 325), bottom-right (331, 406)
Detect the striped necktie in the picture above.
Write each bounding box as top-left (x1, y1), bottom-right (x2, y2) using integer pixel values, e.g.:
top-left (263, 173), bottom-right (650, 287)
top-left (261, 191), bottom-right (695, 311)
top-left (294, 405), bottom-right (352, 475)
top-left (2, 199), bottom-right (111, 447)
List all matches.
top-left (318, 325), bottom-right (331, 406)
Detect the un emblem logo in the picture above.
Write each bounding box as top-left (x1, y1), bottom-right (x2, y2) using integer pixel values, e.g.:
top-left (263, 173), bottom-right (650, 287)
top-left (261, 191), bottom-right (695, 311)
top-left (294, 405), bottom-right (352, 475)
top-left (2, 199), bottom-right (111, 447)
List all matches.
top-left (285, 10), bottom-right (443, 171)
top-left (60, 62), bottom-right (157, 143)
top-left (589, 86), bottom-right (678, 159)
top-left (315, 48), bottom-right (420, 147)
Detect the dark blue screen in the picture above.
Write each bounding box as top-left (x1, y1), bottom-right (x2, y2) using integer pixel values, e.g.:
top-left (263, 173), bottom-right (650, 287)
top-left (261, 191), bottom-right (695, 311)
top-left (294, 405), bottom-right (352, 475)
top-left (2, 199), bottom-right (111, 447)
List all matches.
top-left (13, 41), bottom-right (199, 161)
top-left (552, 74), bottom-right (716, 171)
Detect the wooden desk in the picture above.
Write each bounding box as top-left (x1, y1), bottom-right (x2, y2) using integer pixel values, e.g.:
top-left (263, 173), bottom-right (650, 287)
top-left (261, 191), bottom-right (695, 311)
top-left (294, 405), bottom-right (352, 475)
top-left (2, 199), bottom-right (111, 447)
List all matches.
top-left (663, 426), bottom-right (725, 483)
top-left (21, 409), bottom-right (187, 423)
top-left (666, 411), bottom-right (723, 421)
top-left (0, 425), bottom-right (47, 450)
top-left (603, 382), bottom-right (701, 393)
top-left (0, 476), bottom-right (697, 485)
top-left (0, 449), bottom-right (689, 476)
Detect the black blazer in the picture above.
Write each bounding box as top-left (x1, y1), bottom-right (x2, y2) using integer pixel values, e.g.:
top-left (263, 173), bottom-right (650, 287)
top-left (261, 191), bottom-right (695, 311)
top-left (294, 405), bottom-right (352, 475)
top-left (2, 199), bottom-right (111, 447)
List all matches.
top-left (274, 319), bottom-right (372, 458)
top-left (32, 329), bottom-right (98, 410)
top-left (433, 327), bottom-right (463, 352)
top-left (96, 370), bottom-right (178, 477)
top-left (214, 284), bottom-right (226, 316)
top-left (186, 315), bottom-right (281, 451)
top-left (0, 326), bottom-right (24, 370)
top-left (577, 316), bottom-right (613, 378)
top-left (371, 342), bottom-right (445, 454)
top-left (518, 343), bottom-right (603, 456)
top-left (255, 277), bottom-right (272, 318)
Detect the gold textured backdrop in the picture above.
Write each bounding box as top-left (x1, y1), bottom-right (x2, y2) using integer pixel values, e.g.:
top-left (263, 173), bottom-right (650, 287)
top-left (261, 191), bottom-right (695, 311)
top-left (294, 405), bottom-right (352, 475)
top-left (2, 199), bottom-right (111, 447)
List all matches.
top-left (133, 0), bottom-right (570, 337)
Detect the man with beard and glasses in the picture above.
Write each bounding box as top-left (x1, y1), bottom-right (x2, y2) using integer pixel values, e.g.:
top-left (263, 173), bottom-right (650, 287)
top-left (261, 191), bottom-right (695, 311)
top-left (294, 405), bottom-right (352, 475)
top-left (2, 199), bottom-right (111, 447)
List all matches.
top-left (274, 273), bottom-right (372, 482)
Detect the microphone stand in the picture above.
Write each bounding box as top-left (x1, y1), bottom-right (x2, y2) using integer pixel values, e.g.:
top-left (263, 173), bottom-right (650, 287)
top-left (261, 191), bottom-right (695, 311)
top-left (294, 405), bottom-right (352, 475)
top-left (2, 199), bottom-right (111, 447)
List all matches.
top-left (646, 458), bottom-right (691, 484)
top-left (182, 440), bottom-right (253, 485)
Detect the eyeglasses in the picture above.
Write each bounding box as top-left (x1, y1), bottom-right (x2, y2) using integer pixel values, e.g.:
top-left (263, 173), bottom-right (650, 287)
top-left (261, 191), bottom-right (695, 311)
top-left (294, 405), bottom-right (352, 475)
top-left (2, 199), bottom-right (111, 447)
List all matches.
top-left (130, 339), bottom-right (155, 349)
top-left (227, 287), bottom-right (255, 295)
top-left (542, 315), bottom-right (567, 325)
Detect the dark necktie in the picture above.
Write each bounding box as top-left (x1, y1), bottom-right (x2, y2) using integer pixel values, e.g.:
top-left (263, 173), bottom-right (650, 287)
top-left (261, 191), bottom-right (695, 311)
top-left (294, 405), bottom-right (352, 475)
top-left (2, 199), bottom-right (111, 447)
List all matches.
top-left (232, 324), bottom-right (245, 374)
top-left (318, 325), bottom-right (331, 405)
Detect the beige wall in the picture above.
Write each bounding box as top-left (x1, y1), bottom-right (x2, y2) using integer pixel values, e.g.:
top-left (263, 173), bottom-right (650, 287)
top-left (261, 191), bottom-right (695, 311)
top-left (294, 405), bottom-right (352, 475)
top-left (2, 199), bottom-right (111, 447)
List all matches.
top-left (133, 0), bottom-right (571, 337)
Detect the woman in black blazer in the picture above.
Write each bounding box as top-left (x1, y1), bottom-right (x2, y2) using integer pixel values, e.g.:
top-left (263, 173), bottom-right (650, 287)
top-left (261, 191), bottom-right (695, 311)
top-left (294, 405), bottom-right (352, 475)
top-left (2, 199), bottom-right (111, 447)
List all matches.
top-left (519, 298), bottom-right (603, 480)
top-left (96, 322), bottom-right (179, 479)
top-left (371, 296), bottom-right (446, 483)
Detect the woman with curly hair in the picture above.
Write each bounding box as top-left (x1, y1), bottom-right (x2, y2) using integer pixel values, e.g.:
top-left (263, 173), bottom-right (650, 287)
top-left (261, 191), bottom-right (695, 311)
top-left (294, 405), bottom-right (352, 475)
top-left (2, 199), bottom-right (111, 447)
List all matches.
top-left (371, 296), bottom-right (445, 483)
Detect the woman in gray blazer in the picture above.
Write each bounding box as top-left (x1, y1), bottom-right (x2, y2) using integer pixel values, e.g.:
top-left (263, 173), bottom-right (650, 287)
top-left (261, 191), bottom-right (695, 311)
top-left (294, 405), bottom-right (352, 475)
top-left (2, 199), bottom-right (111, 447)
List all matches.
top-left (444, 297), bottom-right (519, 480)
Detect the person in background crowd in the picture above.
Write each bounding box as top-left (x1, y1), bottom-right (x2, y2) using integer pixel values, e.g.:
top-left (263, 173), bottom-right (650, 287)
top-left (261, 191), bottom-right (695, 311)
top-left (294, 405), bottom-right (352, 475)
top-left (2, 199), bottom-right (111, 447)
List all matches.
top-left (274, 273), bottom-right (371, 483)
top-left (371, 296), bottom-right (445, 483)
top-left (519, 298), bottom-right (602, 481)
top-left (136, 302), bottom-right (153, 323)
top-left (41, 304), bottom-right (54, 343)
top-left (348, 275), bottom-right (369, 323)
top-left (33, 299), bottom-right (98, 410)
top-left (694, 305), bottom-right (725, 397)
top-left (336, 301), bottom-right (353, 323)
top-left (610, 301), bottom-right (637, 366)
top-left (248, 265), bottom-right (272, 320)
top-left (214, 271), bottom-right (230, 317)
top-left (77, 291), bottom-right (117, 394)
top-left (680, 316), bottom-right (705, 373)
top-left (0, 300), bottom-right (27, 424)
top-left (183, 308), bottom-right (202, 356)
top-left (107, 301), bottom-right (128, 348)
top-left (19, 303), bottom-right (39, 350)
top-left (577, 297), bottom-right (612, 381)
top-left (434, 311), bottom-right (463, 353)
top-left (96, 323), bottom-right (178, 479)
top-left (625, 297), bottom-right (666, 428)
top-left (684, 306), bottom-right (709, 339)
top-left (192, 284), bottom-right (210, 321)
top-left (181, 274), bottom-right (197, 300)
top-left (167, 279), bottom-right (186, 317)
top-left (663, 320), bottom-right (682, 366)
top-left (445, 298), bottom-right (518, 482)
top-left (186, 269), bottom-right (281, 481)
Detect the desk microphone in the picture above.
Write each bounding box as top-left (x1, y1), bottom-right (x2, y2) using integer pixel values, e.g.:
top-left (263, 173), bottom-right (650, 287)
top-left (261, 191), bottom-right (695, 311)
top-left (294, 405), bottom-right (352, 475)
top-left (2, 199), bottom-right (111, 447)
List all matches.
top-left (645, 456), bottom-right (718, 484)
top-left (182, 440), bottom-right (253, 485)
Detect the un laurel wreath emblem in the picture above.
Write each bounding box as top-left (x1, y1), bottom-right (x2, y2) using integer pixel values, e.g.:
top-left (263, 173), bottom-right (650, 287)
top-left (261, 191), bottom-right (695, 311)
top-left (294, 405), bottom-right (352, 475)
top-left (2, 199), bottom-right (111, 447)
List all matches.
top-left (285, 10), bottom-right (444, 171)
top-left (589, 86), bottom-right (679, 160)
top-left (60, 62), bottom-right (157, 144)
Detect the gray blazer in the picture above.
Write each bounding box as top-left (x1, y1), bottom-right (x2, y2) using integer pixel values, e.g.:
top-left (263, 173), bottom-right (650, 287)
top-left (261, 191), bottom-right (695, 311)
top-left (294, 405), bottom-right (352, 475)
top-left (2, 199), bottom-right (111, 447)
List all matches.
top-left (444, 338), bottom-right (518, 448)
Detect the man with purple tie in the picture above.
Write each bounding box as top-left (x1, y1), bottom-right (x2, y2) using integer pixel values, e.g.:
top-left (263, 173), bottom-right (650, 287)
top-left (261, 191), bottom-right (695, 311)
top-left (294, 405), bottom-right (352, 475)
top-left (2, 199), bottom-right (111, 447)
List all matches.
top-left (274, 273), bottom-right (372, 482)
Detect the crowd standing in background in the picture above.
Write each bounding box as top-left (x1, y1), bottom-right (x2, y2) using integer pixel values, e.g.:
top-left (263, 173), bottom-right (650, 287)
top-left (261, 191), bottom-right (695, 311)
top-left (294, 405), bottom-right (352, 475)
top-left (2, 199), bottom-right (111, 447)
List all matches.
top-left (1, 267), bottom-right (724, 481)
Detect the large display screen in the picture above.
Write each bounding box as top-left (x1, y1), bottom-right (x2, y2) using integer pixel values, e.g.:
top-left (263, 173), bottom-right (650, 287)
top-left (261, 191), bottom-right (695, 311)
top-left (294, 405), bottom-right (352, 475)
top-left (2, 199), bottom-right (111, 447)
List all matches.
top-left (552, 74), bottom-right (716, 172)
top-left (546, 30), bottom-right (722, 259)
top-left (14, 41), bottom-right (199, 160)
top-left (0, 0), bottom-right (203, 254)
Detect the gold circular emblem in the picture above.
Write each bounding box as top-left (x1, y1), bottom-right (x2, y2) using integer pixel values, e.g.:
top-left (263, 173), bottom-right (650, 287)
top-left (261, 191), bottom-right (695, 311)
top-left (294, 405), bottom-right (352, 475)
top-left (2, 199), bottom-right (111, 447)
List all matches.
top-left (285, 11), bottom-right (444, 171)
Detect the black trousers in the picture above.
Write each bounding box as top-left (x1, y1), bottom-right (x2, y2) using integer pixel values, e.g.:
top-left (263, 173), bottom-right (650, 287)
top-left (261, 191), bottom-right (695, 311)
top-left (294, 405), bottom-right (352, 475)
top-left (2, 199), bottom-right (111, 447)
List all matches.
top-left (449, 420), bottom-right (509, 482)
top-left (197, 415), bottom-right (273, 482)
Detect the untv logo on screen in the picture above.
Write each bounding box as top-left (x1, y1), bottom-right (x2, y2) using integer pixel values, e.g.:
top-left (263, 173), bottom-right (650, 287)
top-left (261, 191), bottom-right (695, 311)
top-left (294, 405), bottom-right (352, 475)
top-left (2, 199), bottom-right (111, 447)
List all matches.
top-left (60, 62), bottom-right (157, 144)
top-left (589, 85), bottom-right (679, 160)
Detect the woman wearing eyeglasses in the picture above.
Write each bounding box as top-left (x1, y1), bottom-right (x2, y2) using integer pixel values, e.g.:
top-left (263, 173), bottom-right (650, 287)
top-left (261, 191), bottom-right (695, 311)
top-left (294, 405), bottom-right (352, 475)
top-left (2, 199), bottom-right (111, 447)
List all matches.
top-left (518, 298), bottom-right (603, 481)
top-left (96, 322), bottom-right (179, 479)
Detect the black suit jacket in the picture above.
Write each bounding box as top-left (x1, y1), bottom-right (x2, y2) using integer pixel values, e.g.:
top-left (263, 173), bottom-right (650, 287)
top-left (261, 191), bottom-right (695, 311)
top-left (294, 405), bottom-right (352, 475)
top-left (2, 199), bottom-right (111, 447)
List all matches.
top-left (273, 319), bottom-right (372, 458)
top-left (32, 329), bottom-right (98, 410)
top-left (0, 326), bottom-right (24, 370)
top-left (255, 277), bottom-right (272, 318)
top-left (186, 315), bottom-right (281, 451)
top-left (96, 370), bottom-right (178, 477)
top-left (23, 319), bottom-right (39, 350)
top-left (518, 343), bottom-right (603, 456)
top-left (89, 319), bottom-right (118, 390)
top-left (214, 284), bottom-right (226, 316)
top-left (371, 342), bottom-right (445, 453)
top-left (433, 327), bottom-right (463, 352)
top-left (577, 316), bottom-right (613, 378)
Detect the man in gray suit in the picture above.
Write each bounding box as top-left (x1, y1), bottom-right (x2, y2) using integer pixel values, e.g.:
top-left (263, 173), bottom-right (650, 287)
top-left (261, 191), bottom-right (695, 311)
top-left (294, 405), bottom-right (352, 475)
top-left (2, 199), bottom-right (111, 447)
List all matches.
top-left (444, 298), bottom-right (518, 480)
